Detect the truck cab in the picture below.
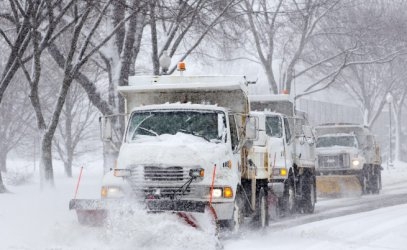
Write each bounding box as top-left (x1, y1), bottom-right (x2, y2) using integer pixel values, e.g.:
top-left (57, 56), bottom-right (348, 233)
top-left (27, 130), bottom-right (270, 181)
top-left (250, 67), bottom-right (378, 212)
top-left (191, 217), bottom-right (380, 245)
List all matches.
top-left (99, 75), bottom-right (250, 224)
top-left (247, 95), bottom-right (316, 215)
top-left (314, 124), bottom-right (382, 194)
top-left (316, 133), bottom-right (361, 174)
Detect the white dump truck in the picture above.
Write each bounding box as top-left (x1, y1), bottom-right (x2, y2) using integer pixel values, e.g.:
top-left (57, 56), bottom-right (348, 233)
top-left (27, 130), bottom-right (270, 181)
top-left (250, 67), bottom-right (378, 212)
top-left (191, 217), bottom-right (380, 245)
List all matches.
top-left (248, 95), bottom-right (317, 216)
top-left (69, 75), bottom-right (266, 230)
top-left (314, 123), bottom-right (382, 195)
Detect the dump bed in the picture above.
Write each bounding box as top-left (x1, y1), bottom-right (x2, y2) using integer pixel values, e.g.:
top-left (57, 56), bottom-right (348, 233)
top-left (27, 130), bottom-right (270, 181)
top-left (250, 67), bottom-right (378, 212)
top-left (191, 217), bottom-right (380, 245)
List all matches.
top-left (118, 75), bottom-right (249, 115)
top-left (249, 94), bottom-right (294, 116)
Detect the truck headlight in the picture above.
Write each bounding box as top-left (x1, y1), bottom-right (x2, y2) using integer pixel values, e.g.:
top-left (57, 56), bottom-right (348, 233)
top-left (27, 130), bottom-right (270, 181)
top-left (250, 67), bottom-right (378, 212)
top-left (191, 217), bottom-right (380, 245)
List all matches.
top-left (101, 186), bottom-right (124, 198)
top-left (272, 168), bottom-right (287, 176)
top-left (210, 186), bottom-right (233, 198)
top-left (352, 160), bottom-right (360, 166)
top-left (212, 188), bottom-right (222, 198)
top-left (189, 168), bottom-right (205, 178)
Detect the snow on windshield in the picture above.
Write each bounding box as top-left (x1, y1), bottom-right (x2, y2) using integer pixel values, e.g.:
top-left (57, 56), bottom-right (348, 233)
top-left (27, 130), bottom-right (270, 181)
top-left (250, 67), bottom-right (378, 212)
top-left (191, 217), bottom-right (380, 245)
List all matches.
top-left (317, 136), bottom-right (357, 148)
top-left (126, 110), bottom-right (225, 143)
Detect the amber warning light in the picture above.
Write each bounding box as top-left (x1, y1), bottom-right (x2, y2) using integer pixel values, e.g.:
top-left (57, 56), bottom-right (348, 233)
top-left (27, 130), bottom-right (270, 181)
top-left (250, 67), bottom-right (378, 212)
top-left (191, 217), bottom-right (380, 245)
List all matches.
top-left (177, 61), bottom-right (186, 71)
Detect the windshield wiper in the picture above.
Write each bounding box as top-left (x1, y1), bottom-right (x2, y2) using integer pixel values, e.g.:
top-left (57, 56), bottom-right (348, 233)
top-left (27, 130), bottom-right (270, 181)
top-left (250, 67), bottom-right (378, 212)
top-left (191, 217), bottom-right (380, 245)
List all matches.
top-left (138, 127), bottom-right (159, 137)
top-left (130, 115), bottom-right (154, 139)
top-left (178, 129), bottom-right (210, 142)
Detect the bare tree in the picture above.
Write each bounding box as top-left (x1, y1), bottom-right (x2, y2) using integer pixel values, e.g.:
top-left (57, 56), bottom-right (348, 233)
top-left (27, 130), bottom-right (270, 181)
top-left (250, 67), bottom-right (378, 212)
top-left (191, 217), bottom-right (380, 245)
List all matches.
top-left (239, 0), bottom-right (344, 94)
top-left (153, 0), bottom-right (239, 74)
top-left (0, 71), bottom-right (33, 193)
top-left (36, 0), bottom-right (136, 186)
top-left (54, 82), bottom-right (99, 177)
top-left (0, 0), bottom-right (34, 105)
top-left (0, 78), bottom-right (33, 173)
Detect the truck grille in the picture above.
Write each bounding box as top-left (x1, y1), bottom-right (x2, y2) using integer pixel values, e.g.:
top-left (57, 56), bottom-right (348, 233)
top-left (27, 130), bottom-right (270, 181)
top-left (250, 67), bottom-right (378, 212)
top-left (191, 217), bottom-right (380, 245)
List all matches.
top-left (144, 166), bottom-right (185, 181)
top-left (317, 154), bottom-right (350, 169)
top-left (127, 165), bottom-right (198, 198)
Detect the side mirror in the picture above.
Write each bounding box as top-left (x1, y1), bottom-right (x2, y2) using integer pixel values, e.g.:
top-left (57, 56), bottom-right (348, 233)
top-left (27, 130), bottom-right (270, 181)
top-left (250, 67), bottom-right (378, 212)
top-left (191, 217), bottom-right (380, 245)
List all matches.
top-left (100, 116), bottom-right (113, 141)
top-left (299, 136), bottom-right (306, 145)
top-left (301, 125), bottom-right (314, 145)
top-left (246, 116), bottom-right (259, 140)
top-left (302, 125), bottom-right (313, 138)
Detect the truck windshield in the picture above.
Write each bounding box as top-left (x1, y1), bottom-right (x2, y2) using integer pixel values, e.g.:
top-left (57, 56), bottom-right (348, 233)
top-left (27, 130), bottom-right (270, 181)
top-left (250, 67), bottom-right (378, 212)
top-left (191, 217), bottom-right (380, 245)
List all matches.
top-left (316, 136), bottom-right (357, 148)
top-left (265, 116), bottom-right (283, 138)
top-left (127, 110), bottom-right (224, 142)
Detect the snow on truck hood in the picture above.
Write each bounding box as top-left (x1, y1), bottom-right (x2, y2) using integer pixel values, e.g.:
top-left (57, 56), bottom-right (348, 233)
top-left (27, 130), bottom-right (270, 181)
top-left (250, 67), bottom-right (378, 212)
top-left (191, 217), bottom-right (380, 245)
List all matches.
top-left (117, 133), bottom-right (229, 168)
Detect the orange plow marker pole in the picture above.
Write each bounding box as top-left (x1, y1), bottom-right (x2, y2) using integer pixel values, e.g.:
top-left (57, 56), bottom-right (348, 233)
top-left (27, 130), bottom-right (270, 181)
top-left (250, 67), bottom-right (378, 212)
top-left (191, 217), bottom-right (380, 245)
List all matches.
top-left (74, 167), bottom-right (84, 199)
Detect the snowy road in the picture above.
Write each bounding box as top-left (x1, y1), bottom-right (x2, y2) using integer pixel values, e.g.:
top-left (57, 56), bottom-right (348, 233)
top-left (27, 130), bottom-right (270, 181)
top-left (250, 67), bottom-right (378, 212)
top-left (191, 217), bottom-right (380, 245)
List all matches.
top-left (1, 162), bottom-right (407, 250)
top-left (268, 192), bottom-right (407, 232)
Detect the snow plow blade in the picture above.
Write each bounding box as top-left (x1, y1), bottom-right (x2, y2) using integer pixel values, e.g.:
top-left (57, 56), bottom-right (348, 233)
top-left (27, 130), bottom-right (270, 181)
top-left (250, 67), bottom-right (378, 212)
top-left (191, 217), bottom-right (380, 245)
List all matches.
top-left (316, 175), bottom-right (362, 197)
top-left (69, 199), bottom-right (207, 226)
top-left (69, 199), bottom-right (109, 226)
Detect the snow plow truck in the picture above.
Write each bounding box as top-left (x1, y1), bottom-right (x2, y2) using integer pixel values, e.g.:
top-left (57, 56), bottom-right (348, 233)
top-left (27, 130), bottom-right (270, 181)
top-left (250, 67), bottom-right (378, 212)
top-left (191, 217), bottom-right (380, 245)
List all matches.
top-left (248, 95), bottom-right (317, 217)
top-left (69, 74), bottom-right (280, 231)
top-left (314, 123), bottom-right (382, 197)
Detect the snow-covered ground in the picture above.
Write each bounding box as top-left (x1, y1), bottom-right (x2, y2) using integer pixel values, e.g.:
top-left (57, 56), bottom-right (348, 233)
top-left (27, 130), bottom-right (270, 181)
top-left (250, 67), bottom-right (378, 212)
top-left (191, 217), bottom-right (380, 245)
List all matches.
top-left (1, 159), bottom-right (407, 250)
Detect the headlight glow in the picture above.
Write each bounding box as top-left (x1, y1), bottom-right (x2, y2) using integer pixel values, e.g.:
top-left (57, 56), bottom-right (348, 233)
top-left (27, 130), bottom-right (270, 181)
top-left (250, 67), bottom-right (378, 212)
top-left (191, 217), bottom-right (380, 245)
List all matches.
top-left (101, 186), bottom-right (124, 198)
top-left (212, 188), bottom-right (222, 198)
top-left (352, 160), bottom-right (360, 166)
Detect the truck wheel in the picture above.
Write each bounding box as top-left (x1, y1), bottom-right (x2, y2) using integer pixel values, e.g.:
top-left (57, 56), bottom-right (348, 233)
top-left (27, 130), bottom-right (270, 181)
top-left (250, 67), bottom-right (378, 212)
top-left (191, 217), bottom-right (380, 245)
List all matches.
top-left (361, 170), bottom-right (370, 195)
top-left (303, 177), bottom-right (316, 214)
top-left (282, 177), bottom-right (296, 215)
top-left (258, 188), bottom-right (269, 228)
top-left (371, 167), bottom-right (381, 194)
top-left (227, 194), bottom-right (244, 232)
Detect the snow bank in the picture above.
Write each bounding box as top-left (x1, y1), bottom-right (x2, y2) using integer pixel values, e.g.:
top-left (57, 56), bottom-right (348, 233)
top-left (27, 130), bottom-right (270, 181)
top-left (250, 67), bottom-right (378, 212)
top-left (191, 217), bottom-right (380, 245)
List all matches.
top-left (0, 159), bottom-right (219, 250)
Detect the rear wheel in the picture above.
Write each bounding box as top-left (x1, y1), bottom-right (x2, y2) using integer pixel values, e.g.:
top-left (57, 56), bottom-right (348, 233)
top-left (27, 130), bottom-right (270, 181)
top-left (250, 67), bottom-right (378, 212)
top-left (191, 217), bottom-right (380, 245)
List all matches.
top-left (303, 176), bottom-right (316, 213)
top-left (361, 169), bottom-right (370, 195)
top-left (370, 167), bottom-right (381, 194)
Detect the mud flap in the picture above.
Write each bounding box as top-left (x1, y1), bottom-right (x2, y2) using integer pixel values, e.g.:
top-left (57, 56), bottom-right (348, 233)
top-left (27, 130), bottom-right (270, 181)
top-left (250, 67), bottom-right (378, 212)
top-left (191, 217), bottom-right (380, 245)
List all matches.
top-left (316, 175), bottom-right (362, 197)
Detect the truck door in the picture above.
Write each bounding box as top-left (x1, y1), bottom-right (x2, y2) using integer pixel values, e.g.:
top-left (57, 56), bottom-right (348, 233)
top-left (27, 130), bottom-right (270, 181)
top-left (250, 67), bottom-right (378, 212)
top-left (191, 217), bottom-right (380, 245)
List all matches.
top-left (292, 117), bottom-right (315, 168)
top-left (229, 114), bottom-right (241, 173)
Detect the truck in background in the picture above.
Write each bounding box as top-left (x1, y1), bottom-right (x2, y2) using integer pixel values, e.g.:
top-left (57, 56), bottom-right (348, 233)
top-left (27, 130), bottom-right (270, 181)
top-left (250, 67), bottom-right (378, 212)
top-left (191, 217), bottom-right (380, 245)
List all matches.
top-left (314, 123), bottom-right (382, 196)
top-left (247, 95), bottom-right (317, 218)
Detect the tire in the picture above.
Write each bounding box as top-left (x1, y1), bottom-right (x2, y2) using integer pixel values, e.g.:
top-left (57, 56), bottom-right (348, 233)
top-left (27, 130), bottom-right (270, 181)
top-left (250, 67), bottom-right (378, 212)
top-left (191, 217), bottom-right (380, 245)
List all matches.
top-left (370, 167), bottom-right (381, 194)
top-left (303, 176), bottom-right (316, 214)
top-left (361, 169), bottom-right (370, 195)
top-left (227, 194), bottom-right (244, 232)
top-left (257, 188), bottom-right (269, 228)
top-left (281, 177), bottom-right (296, 215)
